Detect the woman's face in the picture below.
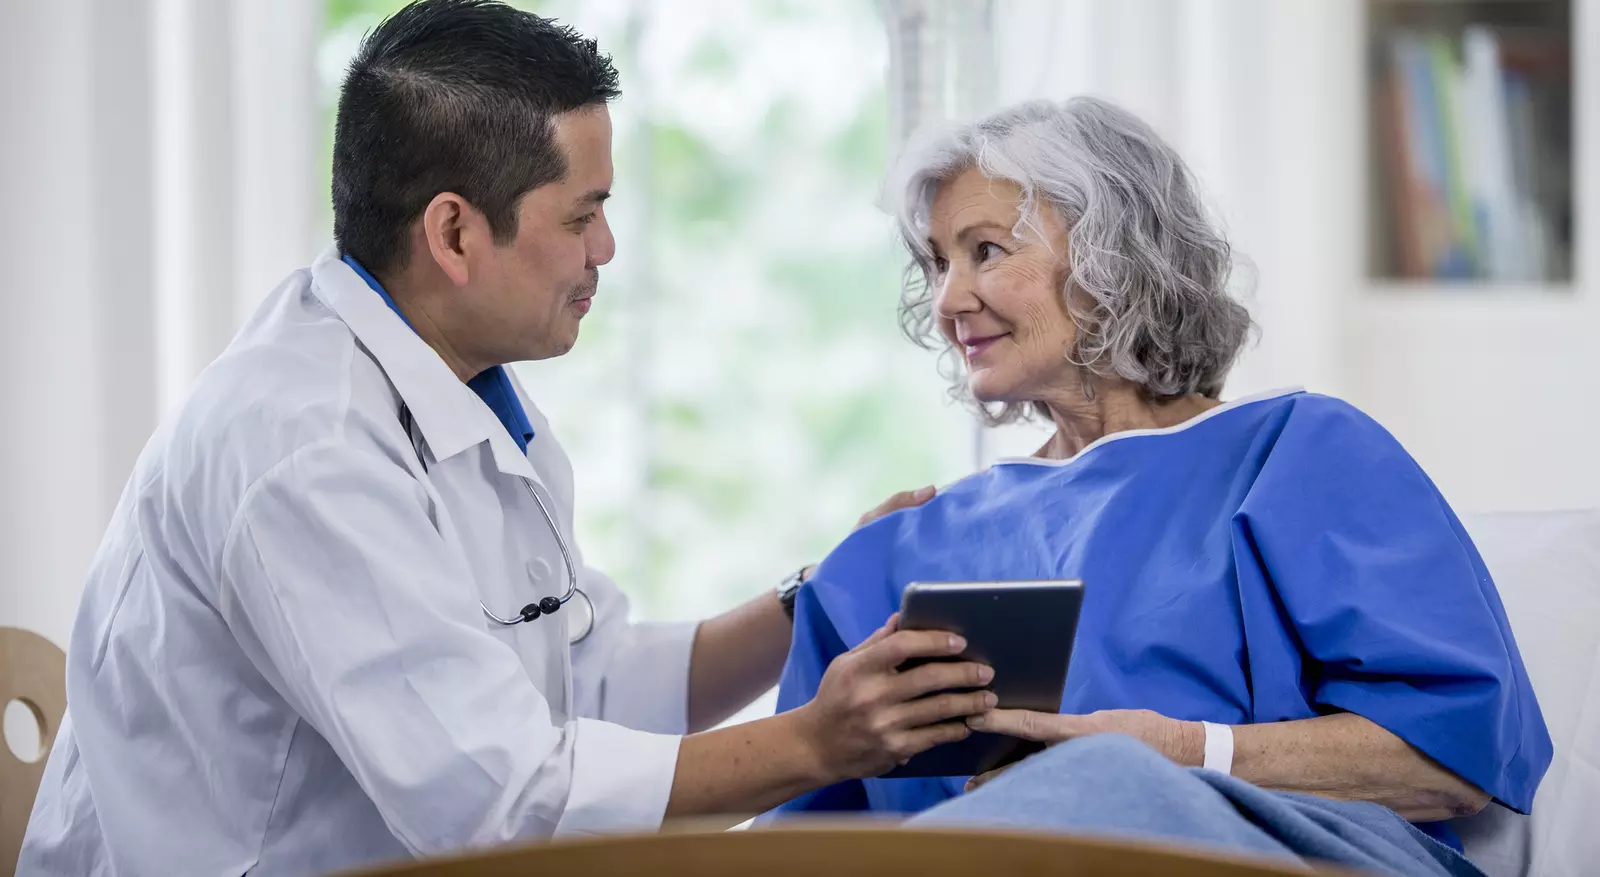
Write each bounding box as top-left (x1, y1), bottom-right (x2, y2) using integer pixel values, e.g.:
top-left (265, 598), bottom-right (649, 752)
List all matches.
top-left (928, 167), bottom-right (1077, 406)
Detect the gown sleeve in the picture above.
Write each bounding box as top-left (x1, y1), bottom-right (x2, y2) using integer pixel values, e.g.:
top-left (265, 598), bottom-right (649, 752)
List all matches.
top-left (1237, 396), bottom-right (1551, 812)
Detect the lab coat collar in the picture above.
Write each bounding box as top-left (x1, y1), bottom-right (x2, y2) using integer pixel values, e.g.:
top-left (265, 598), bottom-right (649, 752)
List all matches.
top-left (308, 247), bottom-right (542, 483)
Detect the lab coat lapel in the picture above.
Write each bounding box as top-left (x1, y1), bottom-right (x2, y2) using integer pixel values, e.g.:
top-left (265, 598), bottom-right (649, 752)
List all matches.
top-left (307, 248), bottom-right (546, 487)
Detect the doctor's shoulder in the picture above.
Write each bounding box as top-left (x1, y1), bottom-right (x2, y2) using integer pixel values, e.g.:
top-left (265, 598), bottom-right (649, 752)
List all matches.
top-left (155, 294), bottom-right (405, 514)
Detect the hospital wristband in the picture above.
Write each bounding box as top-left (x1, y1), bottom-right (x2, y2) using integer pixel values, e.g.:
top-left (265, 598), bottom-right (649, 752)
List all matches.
top-left (1201, 721), bottom-right (1234, 775)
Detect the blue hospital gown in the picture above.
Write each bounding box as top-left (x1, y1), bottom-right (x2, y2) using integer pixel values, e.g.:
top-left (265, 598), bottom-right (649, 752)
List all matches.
top-left (772, 390), bottom-right (1551, 847)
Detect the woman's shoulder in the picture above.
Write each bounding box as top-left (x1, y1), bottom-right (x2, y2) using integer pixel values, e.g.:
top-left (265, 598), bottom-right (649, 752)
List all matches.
top-left (1131, 387), bottom-right (1386, 449)
top-left (1221, 388), bottom-right (1382, 429)
top-left (1279, 391), bottom-right (1379, 423)
top-left (1148, 388), bottom-right (1402, 463)
top-left (1247, 392), bottom-right (1436, 499)
top-left (1273, 392), bottom-right (1407, 450)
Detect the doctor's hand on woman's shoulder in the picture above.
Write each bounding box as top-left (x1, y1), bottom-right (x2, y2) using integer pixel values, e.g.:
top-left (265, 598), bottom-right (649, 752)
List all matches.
top-left (796, 486), bottom-right (938, 584)
top-left (856, 485), bottom-right (937, 530)
top-left (791, 613), bottom-right (995, 781)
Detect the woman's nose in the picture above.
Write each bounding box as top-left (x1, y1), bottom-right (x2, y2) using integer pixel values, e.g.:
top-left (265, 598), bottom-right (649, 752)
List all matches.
top-left (934, 267), bottom-right (979, 319)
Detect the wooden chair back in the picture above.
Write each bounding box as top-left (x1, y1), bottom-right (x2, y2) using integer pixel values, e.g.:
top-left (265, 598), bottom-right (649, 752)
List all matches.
top-left (0, 626), bottom-right (67, 877)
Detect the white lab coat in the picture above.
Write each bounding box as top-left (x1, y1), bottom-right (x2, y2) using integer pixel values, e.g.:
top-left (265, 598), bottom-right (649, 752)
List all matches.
top-left (19, 249), bottom-right (696, 877)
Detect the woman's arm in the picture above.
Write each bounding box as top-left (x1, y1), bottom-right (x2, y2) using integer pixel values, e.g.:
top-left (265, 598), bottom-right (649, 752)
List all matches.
top-left (968, 708), bottom-right (1490, 822)
top-left (1233, 713), bottom-right (1490, 821)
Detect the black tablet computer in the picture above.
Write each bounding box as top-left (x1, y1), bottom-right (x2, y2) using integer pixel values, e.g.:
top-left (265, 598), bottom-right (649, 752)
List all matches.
top-left (882, 579), bottom-right (1084, 779)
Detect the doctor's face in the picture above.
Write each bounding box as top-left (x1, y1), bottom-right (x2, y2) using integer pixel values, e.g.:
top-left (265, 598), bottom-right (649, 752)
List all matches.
top-left (928, 167), bottom-right (1078, 406)
top-left (481, 105), bottom-right (617, 361)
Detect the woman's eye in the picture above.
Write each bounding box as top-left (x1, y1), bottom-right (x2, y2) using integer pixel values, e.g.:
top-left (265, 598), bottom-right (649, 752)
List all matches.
top-left (932, 256), bottom-right (949, 275)
top-left (976, 242), bottom-right (1001, 262)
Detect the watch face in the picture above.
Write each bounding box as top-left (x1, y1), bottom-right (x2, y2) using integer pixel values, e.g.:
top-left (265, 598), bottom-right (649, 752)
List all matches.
top-left (778, 570), bottom-right (804, 618)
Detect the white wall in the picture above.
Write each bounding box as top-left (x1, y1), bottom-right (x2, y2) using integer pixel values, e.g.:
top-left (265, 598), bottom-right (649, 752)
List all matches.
top-left (990, 0), bottom-right (1600, 512)
top-left (1345, 1), bottom-right (1600, 513)
top-left (0, 0), bottom-right (321, 651)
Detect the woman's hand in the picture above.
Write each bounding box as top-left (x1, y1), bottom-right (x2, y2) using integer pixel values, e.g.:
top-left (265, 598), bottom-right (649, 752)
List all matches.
top-left (963, 709), bottom-right (1203, 791)
top-left (792, 614), bottom-right (997, 783)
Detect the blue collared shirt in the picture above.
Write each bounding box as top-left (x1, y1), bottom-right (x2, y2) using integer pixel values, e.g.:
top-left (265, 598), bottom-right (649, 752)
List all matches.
top-left (342, 254), bottom-right (535, 454)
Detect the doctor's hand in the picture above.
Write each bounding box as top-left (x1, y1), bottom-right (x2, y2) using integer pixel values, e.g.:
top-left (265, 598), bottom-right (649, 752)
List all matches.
top-left (796, 488), bottom-right (937, 583)
top-left (961, 709), bottom-right (1202, 792)
top-left (855, 485), bottom-right (937, 530)
top-left (792, 614), bottom-right (996, 783)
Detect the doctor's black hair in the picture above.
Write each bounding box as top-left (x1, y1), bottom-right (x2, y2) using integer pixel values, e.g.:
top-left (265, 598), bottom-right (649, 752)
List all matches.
top-left (332, 0), bottom-right (620, 277)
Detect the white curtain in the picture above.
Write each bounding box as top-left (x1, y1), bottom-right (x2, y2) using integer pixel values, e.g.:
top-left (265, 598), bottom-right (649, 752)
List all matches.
top-left (879, 0), bottom-right (998, 143)
top-left (0, 0), bottom-right (321, 647)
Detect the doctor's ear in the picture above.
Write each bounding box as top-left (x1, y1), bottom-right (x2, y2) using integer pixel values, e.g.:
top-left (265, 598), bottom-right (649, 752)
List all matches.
top-left (419, 191), bottom-right (486, 287)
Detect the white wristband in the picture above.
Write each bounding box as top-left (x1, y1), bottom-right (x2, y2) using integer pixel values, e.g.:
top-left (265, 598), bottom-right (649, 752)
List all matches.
top-left (1201, 721), bottom-right (1234, 775)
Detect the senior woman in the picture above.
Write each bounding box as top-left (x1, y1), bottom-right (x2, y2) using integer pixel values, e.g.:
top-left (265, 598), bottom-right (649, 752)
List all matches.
top-left (769, 97), bottom-right (1550, 877)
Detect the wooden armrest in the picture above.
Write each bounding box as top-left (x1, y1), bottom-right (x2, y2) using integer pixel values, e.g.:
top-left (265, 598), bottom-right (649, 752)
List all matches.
top-left (340, 822), bottom-right (1364, 877)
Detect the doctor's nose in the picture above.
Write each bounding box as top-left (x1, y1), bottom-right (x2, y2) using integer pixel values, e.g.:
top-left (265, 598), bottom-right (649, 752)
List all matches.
top-left (587, 213), bottom-right (616, 268)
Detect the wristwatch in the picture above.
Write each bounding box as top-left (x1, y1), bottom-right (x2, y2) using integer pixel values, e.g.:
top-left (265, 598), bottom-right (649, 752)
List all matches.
top-left (776, 565), bottom-right (812, 620)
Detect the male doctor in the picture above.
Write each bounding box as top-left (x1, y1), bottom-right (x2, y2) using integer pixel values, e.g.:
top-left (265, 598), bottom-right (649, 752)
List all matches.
top-left (19, 2), bottom-right (994, 874)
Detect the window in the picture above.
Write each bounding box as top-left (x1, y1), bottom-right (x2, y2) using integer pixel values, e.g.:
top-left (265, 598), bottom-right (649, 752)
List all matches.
top-left (318, 0), bottom-right (977, 623)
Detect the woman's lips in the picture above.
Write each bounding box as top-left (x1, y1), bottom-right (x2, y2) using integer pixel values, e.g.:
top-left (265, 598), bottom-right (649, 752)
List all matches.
top-left (961, 333), bottom-right (1006, 361)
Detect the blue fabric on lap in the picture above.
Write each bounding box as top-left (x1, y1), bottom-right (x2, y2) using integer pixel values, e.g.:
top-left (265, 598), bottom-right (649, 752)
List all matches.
top-left (912, 734), bottom-right (1485, 877)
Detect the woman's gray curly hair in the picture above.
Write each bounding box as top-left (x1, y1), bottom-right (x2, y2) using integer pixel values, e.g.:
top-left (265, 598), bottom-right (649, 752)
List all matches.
top-left (888, 96), bottom-right (1255, 426)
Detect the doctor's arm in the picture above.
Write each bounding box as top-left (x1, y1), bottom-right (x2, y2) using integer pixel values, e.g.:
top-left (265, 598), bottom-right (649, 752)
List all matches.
top-left (683, 485), bottom-right (939, 732)
top-left (223, 447), bottom-right (982, 845)
top-left (684, 589), bottom-right (793, 732)
top-left (669, 614), bottom-right (995, 825)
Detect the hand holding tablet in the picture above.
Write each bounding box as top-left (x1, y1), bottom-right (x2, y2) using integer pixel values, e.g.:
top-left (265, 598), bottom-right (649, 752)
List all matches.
top-left (884, 579), bottom-right (1084, 778)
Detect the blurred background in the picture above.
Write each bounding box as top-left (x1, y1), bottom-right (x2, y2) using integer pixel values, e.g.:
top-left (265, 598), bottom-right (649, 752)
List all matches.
top-left (1, 0), bottom-right (1595, 698)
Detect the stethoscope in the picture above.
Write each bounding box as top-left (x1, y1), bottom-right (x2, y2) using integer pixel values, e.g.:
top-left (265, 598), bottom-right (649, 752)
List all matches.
top-left (400, 403), bottom-right (594, 644)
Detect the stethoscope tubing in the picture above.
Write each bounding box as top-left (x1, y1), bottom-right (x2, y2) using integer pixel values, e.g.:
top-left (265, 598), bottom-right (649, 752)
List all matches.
top-left (400, 403), bottom-right (593, 643)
